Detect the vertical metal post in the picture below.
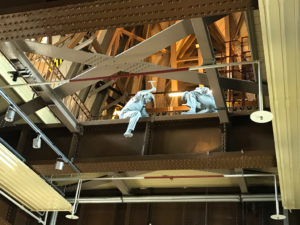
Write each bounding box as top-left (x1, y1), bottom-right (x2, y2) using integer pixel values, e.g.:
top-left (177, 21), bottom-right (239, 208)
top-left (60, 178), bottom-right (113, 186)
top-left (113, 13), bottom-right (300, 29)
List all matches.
top-left (250, 62), bottom-right (273, 123)
top-left (257, 62), bottom-right (264, 111)
top-left (49, 212), bottom-right (58, 225)
top-left (66, 179), bottom-right (82, 220)
top-left (270, 175), bottom-right (286, 220)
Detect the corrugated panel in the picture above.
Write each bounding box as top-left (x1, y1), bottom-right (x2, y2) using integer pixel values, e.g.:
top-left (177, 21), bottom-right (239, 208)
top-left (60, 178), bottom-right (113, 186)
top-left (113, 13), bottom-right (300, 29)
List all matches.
top-left (259, 0), bottom-right (300, 209)
top-left (0, 141), bottom-right (72, 211)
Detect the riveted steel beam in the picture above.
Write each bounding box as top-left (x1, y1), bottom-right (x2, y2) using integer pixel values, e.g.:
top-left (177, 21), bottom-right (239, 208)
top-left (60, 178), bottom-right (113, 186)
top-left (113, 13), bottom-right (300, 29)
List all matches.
top-left (191, 18), bottom-right (229, 124)
top-left (0, 41), bottom-right (80, 133)
top-left (30, 151), bottom-right (275, 175)
top-left (0, 0), bottom-right (258, 41)
top-left (0, 115), bottom-right (275, 175)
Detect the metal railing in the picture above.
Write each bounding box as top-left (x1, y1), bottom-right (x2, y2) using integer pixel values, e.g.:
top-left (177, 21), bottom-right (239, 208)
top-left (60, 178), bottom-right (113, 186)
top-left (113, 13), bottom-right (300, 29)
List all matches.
top-left (28, 54), bottom-right (92, 121)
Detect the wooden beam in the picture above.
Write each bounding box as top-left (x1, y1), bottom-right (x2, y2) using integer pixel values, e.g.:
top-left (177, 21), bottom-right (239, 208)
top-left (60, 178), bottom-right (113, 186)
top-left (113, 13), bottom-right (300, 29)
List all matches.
top-left (178, 35), bottom-right (196, 58)
top-left (66, 32), bottom-right (86, 49)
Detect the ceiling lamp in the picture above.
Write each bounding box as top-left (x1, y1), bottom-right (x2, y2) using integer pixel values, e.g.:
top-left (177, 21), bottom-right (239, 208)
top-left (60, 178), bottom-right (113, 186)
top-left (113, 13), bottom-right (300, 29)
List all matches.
top-left (4, 105), bottom-right (15, 122)
top-left (250, 62), bottom-right (273, 123)
top-left (55, 158), bottom-right (65, 171)
top-left (32, 134), bottom-right (42, 149)
top-left (0, 138), bottom-right (72, 212)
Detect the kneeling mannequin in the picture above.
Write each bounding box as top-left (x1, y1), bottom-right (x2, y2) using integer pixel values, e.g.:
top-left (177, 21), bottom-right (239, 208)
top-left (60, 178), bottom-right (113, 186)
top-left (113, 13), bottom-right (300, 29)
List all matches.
top-left (182, 87), bottom-right (217, 114)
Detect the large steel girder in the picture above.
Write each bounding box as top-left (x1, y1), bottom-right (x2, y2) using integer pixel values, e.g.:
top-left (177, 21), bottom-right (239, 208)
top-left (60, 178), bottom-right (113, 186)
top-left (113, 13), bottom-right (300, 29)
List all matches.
top-left (0, 115), bottom-right (275, 175)
top-left (0, 0), bottom-right (258, 41)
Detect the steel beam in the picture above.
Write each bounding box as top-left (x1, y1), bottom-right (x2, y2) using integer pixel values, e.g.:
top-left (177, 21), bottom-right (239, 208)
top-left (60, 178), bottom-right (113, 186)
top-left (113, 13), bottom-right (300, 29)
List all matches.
top-left (234, 168), bottom-right (248, 193)
top-left (68, 194), bottom-right (280, 204)
top-left (0, 0), bottom-right (258, 41)
top-left (111, 173), bottom-right (131, 195)
top-left (0, 41), bottom-right (80, 133)
top-left (31, 151), bottom-right (275, 175)
top-left (191, 18), bottom-right (229, 123)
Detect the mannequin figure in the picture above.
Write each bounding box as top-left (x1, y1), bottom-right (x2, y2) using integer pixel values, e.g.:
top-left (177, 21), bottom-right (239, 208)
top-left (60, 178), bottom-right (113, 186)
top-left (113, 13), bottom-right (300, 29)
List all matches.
top-left (182, 87), bottom-right (217, 114)
top-left (120, 81), bottom-right (156, 138)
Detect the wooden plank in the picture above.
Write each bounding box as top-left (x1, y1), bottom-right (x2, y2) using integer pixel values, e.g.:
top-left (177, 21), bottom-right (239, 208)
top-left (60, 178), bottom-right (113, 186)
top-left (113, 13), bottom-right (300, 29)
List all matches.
top-left (66, 32), bottom-right (86, 49)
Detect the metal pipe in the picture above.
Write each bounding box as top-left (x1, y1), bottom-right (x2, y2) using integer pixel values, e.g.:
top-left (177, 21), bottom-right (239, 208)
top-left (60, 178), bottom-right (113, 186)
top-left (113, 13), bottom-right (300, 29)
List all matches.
top-left (257, 62), bottom-right (264, 110)
top-left (0, 80), bottom-right (69, 89)
top-left (0, 89), bottom-right (80, 173)
top-left (0, 61), bottom-right (260, 89)
top-left (0, 188), bottom-right (44, 223)
top-left (72, 180), bottom-right (82, 215)
top-left (51, 173), bottom-right (274, 182)
top-left (189, 60), bottom-right (260, 71)
top-left (68, 194), bottom-right (280, 204)
top-left (274, 175), bottom-right (280, 215)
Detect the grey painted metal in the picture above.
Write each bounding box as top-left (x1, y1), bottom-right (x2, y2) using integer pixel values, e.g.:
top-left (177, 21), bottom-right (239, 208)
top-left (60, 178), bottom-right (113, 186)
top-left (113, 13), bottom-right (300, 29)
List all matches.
top-left (68, 194), bottom-right (280, 204)
top-left (0, 88), bottom-right (80, 173)
top-left (191, 18), bottom-right (229, 123)
top-left (234, 169), bottom-right (248, 193)
top-left (17, 20), bottom-right (194, 98)
top-left (244, 10), bottom-right (259, 81)
top-left (0, 188), bottom-right (46, 224)
top-left (111, 173), bottom-right (131, 195)
top-left (284, 210), bottom-right (289, 225)
top-left (49, 212), bottom-right (58, 225)
top-left (16, 40), bottom-right (102, 64)
top-left (88, 80), bottom-right (115, 97)
top-left (258, 62), bottom-right (264, 110)
top-left (189, 61), bottom-right (260, 70)
top-left (0, 41), bottom-right (80, 133)
top-left (52, 173), bottom-right (274, 182)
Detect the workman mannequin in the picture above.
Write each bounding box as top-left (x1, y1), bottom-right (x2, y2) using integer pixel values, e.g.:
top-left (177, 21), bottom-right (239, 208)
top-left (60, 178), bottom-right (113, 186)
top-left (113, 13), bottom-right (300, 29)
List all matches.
top-left (182, 87), bottom-right (217, 114)
top-left (120, 82), bottom-right (156, 138)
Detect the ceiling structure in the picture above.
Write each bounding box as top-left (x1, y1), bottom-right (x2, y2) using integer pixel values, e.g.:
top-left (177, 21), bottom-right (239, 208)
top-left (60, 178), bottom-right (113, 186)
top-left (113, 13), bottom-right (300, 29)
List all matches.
top-left (0, 0), bottom-right (299, 224)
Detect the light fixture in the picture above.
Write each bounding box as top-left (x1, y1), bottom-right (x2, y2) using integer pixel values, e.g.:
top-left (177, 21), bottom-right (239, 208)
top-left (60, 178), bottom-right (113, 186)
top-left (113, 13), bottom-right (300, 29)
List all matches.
top-left (4, 105), bottom-right (15, 122)
top-left (32, 134), bottom-right (42, 149)
top-left (66, 180), bottom-right (82, 220)
top-left (55, 157), bottom-right (65, 170)
top-left (250, 62), bottom-right (273, 123)
top-left (169, 92), bottom-right (184, 97)
top-left (270, 175), bottom-right (286, 220)
top-left (0, 138), bottom-right (72, 211)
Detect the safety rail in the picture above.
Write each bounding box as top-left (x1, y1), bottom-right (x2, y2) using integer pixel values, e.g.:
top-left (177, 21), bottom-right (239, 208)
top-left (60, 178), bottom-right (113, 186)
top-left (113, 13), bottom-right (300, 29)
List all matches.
top-left (28, 54), bottom-right (92, 121)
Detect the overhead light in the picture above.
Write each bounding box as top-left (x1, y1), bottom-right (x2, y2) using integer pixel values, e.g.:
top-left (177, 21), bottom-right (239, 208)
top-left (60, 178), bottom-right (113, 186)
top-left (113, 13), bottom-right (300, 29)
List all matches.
top-left (66, 214), bottom-right (79, 220)
top-left (169, 92), bottom-right (184, 97)
top-left (55, 158), bottom-right (64, 171)
top-left (0, 138), bottom-right (72, 211)
top-left (32, 134), bottom-right (42, 149)
top-left (195, 43), bottom-right (199, 48)
top-left (250, 62), bottom-right (273, 123)
top-left (66, 180), bottom-right (82, 220)
top-left (4, 106), bottom-right (15, 122)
